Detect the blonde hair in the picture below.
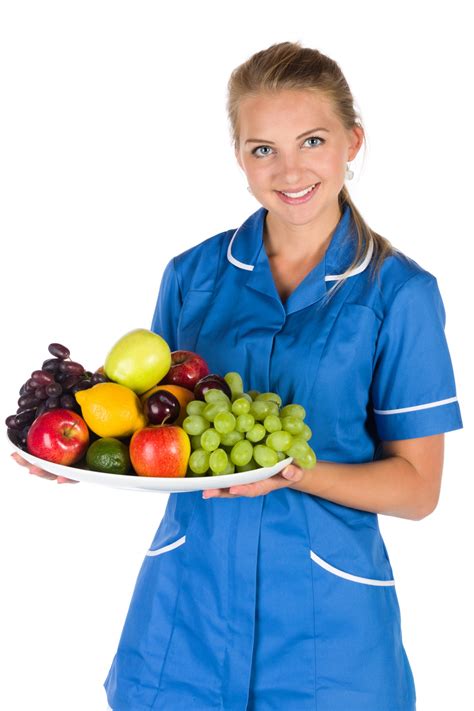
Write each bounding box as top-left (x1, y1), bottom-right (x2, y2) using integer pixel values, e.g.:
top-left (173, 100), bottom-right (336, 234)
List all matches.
top-left (226, 41), bottom-right (397, 300)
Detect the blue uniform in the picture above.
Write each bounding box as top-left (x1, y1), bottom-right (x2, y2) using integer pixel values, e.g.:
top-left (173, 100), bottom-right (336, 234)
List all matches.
top-left (104, 203), bottom-right (463, 710)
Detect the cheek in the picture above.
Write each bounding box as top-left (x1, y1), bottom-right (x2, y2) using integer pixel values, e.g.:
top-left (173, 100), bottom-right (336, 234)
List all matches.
top-left (248, 159), bottom-right (271, 177)
top-left (239, 156), bottom-right (257, 178)
top-left (313, 151), bottom-right (344, 179)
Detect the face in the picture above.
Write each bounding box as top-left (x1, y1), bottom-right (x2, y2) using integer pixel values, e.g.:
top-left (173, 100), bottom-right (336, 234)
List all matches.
top-left (234, 89), bottom-right (364, 228)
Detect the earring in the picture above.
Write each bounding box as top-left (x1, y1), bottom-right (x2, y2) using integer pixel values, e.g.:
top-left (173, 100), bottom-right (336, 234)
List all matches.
top-left (247, 185), bottom-right (253, 194)
top-left (345, 163), bottom-right (354, 180)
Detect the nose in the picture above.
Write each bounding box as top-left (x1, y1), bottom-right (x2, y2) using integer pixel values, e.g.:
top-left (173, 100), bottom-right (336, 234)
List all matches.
top-left (276, 151), bottom-right (307, 186)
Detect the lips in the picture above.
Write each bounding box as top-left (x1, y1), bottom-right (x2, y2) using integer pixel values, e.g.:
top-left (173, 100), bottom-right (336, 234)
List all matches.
top-left (278, 182), bottom-right (319, 196)
top-left (276, 182), bottom-right (320, 205)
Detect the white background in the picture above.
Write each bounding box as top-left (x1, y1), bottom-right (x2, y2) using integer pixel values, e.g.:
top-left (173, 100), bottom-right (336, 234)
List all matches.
top-left (1, 2), bottom-right (472, 709)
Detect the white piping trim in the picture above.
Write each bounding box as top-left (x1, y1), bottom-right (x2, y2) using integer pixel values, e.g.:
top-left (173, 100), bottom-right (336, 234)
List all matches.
top-left (324, 239), bottom-right (374, 282)
top-left (227, 225), bottom-right (374, 280)
top-left (146, 535), bottom-right (186, 557)
top-left (310, 550), bottom-right (395, 586)
top-left (227, 226), bottom-right (255, 271)
top-left (374, 396), bottom-right (458, 415)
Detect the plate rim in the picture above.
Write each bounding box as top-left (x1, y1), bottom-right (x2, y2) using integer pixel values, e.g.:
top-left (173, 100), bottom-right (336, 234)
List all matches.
top-left (8, 436), bottom-right (293, 492)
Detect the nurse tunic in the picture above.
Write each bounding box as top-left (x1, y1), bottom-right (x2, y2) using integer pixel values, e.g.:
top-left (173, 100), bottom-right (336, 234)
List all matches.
top-left (103, 202), bottom-right (463, 711)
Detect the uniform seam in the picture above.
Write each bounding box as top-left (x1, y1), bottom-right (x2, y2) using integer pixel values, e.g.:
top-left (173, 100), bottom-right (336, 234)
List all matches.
top-left (313, 276), bottom-right (361, 386)
top-left (218, 502), bottom-right (237, 710)
top-left (171, 257), bottom-right (184, 305)
top-left (382, 271), bottom-right (435, 315)
top-left (342, 301), bottom-right (382, 324)
top-left (215, 231), bottom-right (232, 288)
top-left (150, 494), bottom-right (200, 710)
top-left (299, 496), bottom-right (318, 709)
top-left (371, 272), bottom-right (436, 372)
top-left (174, 232), bottom-right (226, 299)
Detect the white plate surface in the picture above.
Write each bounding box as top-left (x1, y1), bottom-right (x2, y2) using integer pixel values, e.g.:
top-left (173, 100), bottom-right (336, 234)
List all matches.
top-left (9, 440), bottom-right (293, 493)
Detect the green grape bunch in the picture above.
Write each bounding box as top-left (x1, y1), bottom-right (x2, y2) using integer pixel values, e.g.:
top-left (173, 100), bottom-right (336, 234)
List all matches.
top-left (182, 371), bottom-right (317, 477)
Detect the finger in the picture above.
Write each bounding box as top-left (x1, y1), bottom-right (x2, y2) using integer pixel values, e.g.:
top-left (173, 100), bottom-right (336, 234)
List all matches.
top-left (228, 485), bottom-right (244, 495)
top-left (203, 488), bottom-right (223, 498)
top-left (11, 453), bottom-right (54, 479)
top-left (229, 472), bottom-right (291, 497)
top-left (203, 467), bottom-right (304, 498)
top-left (57, 477), bottom-right (79, 484)
top-left (205, 474), bottom-right (288, 499)
top-left (28, 464), bottom-right (48, 474)
top-left (11, 452), bottom-right (30, 467)
top-left (206, 483), bottom-right (264, 498)
top-left (203, 488), bottom-right (236, 499)
top-left (30, 468), bottom-right (57, 480)
top-left (229, 482), bottom-right (278, 497)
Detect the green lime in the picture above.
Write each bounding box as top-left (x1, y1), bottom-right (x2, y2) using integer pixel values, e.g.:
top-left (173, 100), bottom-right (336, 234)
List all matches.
top-left (86, 437), bottom-right (131, 474)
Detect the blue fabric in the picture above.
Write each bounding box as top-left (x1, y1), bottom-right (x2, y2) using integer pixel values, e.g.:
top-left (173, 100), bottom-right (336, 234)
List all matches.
top-left (104, 202), bottom-right (462, 710)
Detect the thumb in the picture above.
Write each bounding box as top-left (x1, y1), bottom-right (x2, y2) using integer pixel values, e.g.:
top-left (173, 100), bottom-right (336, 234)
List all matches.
top-left (281, 464), bottom-right (304, 481)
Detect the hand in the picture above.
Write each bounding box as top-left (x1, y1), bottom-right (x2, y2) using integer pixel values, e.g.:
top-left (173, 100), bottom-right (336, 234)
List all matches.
top-left (202, 463), bottom-right (305, 498)
top-left (11, 452), bottom-right (79, 484)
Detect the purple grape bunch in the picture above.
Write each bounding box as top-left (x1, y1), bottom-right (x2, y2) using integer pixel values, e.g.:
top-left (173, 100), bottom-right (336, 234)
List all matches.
top-left (5, 342), bottom-right (110, 451)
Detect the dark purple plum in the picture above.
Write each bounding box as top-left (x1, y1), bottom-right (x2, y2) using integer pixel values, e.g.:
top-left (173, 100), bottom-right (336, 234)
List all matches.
top-left (194, 374), bottom-right (232, 401)
top-left (145, 390), bottom-right (181, 425)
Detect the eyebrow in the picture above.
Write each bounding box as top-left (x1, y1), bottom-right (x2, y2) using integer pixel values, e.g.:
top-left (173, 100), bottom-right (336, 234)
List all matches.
top-left (245, 127), bottom-right (330, 145)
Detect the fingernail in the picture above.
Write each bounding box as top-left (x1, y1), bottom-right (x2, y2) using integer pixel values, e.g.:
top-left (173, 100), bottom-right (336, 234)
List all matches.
top-left (282, 466), bottom-right (296, 479)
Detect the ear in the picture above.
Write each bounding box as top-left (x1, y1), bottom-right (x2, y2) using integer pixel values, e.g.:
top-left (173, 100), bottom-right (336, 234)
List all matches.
top-left (348, 125), bottom-right (364, 162)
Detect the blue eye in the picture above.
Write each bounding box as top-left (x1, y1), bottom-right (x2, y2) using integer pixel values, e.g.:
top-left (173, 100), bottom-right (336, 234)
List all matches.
top-left (251, 136), bottom-right (325, 158)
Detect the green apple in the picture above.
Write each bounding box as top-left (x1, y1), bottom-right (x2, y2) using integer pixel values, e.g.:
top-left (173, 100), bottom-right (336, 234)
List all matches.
top-left (104, 328), bottom-right (171, 394)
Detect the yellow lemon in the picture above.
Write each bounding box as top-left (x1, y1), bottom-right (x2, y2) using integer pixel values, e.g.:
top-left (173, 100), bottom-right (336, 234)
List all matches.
top-left (75, 382), bottom-right (147, 438)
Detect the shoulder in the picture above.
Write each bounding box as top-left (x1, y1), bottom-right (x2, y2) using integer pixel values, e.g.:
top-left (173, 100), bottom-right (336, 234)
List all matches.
top-left (171, 228), bottom-right (234, 293)
top-left (369, 247), bottom-right (441, 314)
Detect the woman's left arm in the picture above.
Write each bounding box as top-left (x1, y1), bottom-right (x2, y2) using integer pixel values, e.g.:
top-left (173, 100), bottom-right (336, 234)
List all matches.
top-left (204, 433), bottom-right (444, 522)
top-left (288, 434), bottom-right (444, 521)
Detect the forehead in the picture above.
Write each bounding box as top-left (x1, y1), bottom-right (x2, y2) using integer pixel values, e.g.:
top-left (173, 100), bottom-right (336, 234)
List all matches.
top-left (238, 90), bottom-right (338, 133)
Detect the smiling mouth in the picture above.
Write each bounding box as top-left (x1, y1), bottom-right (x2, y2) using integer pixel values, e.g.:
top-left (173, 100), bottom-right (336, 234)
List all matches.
top-left (275, 183), bottom-right (321, 204)
top-left (277, 183), bottom-right (320, 197)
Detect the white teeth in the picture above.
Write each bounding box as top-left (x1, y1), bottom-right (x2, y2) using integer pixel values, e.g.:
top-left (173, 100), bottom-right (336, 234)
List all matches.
top-left (281, 183), bottom-right (317, 198)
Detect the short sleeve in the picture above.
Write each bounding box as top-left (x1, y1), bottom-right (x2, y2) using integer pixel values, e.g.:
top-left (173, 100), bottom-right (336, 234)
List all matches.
top-left (371, 273), bottom-right (463, 440)
top-left (150, 258), bottom-right (183, 351)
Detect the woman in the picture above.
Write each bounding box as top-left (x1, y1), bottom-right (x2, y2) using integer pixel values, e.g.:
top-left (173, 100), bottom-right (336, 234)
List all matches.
top-left (14, 41), bottom-right (463, 710)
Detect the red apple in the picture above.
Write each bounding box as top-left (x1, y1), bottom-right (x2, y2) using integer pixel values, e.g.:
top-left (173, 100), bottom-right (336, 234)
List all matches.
top-left (161, 350), bottom-right (210, 391)
top-left (27, 408), bottom-right (90, 465)
top-left (130, 425), bottom-right (190, 477)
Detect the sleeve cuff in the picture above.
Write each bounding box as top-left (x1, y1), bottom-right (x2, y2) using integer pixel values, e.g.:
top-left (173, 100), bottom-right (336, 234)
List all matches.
top-left (374, 397), bottom-right (463, 440)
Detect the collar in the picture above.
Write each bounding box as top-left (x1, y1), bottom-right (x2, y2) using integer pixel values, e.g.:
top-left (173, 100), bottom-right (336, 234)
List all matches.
top-left (226, 202), bottom-right (372, 314)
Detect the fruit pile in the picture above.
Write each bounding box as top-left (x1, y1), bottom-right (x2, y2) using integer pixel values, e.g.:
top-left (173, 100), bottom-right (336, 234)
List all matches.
top-left (6, 342), bottom-right (107, 450)
top-left (182, 372), bottom-right (316, 475)
top-left (6, 329), bottom-right (316, 478)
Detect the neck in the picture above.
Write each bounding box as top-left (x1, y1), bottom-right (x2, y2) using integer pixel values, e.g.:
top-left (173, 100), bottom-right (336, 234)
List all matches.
top-left (263, 204), bottom-right (342, 262)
